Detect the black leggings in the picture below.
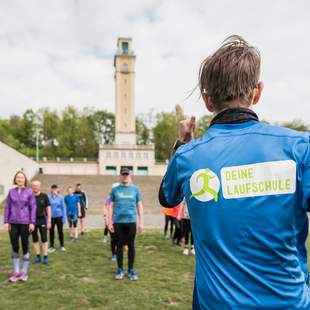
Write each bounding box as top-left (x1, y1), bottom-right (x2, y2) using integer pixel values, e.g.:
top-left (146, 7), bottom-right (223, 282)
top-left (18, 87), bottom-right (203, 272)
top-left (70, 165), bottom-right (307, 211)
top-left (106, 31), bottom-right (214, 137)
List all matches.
top-left (173, 218), bottom-right (183, 245)
top-left (110, 231), bottom-right (117, 256)
top-left (9, 224), bottom-right (29, 255)
top-left (49, 217), bottom-right (64, 247)
top-left (32, 224), bottom-right (48, 243)
top-left (164, 215), bottom-right (174, 237)
top-left (114, 223), bottom-right (136, 270)
top-left (182, 218), bottom-right (193, 246)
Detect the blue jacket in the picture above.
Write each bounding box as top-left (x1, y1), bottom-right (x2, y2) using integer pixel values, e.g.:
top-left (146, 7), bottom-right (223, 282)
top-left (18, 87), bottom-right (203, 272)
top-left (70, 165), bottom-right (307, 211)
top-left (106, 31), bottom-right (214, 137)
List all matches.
top-left (160, 110), bottom-right (310, 309)
top-left (48, 193), bottom-right (66, 223)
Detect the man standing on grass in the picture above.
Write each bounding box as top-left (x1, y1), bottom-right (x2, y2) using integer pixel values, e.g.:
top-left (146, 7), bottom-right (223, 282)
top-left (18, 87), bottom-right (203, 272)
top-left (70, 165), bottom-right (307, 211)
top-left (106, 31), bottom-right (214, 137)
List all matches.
top-left (31, 180), bottom-right (51, 265)
top-left (108, 167), bottom-right (144, 281)
top-left (159, 35), bottom-right (310, 309)
top-left (74, 183), bottom-right (88, 235)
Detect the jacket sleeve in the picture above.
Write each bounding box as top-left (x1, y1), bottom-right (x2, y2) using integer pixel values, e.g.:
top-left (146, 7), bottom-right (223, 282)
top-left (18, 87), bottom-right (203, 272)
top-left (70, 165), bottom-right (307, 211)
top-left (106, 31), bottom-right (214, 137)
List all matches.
top-left (159, 154), bottom-right (183, 208)
top-left (61, 197), bottom-right (67, 224)
top-left (302, 137), bottom-right (310, 211)
top-left (29, 192), bottom-right (37, 224)
top-left (4, 191), bottom-right (11, 224)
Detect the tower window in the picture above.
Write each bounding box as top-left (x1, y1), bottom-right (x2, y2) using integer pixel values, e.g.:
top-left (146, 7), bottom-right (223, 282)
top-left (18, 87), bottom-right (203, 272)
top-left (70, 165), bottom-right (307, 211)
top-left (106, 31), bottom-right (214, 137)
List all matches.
top-left (122, 42), bottom-right (129, 54)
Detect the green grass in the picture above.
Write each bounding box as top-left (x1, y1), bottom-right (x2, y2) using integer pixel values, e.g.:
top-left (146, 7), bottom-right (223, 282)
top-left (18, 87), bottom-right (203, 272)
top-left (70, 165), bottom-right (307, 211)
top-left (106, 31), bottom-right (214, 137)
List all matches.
top-left (0, 230), bottom-right (194, 310)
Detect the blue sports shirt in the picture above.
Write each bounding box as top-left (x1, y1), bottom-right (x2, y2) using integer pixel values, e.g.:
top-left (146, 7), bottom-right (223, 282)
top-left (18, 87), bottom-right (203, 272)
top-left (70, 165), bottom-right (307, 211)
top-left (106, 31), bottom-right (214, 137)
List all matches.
top-left (111, 184), bottom-right (142, 223)
top-left (162, 119), bottom-right (310, 309)
top-left (64, 194), bottom-right (79, 216)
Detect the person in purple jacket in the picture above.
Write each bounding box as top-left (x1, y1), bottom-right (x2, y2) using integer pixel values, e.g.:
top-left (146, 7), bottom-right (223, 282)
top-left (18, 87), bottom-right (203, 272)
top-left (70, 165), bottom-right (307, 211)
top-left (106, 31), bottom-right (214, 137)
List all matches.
top-left (3, 171), bottom-right (36, 282)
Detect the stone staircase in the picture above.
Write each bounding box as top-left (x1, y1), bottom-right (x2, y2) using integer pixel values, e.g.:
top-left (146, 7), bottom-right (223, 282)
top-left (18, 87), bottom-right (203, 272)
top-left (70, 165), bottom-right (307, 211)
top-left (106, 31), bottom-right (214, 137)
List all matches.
top-left (36, 175), bottom-right (163, 216)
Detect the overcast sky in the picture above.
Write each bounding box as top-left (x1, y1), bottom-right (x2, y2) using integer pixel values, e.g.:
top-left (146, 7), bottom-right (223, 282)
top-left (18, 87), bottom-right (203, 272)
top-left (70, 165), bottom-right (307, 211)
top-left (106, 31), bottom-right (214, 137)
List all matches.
top-left (0, 0), bottom-right (309, 124)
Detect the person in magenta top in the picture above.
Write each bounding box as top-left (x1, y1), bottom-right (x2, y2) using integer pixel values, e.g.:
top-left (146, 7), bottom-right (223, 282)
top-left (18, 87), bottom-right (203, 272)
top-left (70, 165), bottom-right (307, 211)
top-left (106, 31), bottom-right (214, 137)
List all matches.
top-left (3, 171), bottom-right (36, 282)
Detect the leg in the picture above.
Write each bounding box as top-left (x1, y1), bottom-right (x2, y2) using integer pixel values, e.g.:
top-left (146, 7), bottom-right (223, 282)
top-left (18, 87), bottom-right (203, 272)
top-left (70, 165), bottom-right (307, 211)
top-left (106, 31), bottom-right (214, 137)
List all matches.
top-left (114, 223), bottom-right (125, 270)
top-left (74, 220), bottom-right (78, 239)
top-left (56, 217), bottom-right (64, 247)
top-left (49, 218), bottom-right (56, 248)
top-left (9, 224), bottom-right (20, 273)
top-left (169, 216), bottom-right (174, 238)
top-left (183, 219), bottom-right (190, 247)
top-left (32, 225), bottom-right (40, 255)
top-left (126, 223), bottom-right (137, 271)
top-left (164, 215), bottom-right (169, 236)
top-left (20, 224), bottom-right (30, 273)
top-left (39, 224), bottom-right (48, 257)
top-left (110, 231), bottom-right (117, 256)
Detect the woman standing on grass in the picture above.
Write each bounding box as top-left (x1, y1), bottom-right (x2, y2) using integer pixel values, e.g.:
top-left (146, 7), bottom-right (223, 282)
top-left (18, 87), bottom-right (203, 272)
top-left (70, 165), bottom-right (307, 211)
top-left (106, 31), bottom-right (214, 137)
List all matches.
top-left (3, 171), bottom-right (36, 282)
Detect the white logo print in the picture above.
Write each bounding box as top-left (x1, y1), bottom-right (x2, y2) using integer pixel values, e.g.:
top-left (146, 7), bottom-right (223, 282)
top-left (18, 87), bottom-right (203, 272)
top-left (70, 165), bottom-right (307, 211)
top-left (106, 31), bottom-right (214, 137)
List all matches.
top-left (190, 168), bottom-right (220, 202)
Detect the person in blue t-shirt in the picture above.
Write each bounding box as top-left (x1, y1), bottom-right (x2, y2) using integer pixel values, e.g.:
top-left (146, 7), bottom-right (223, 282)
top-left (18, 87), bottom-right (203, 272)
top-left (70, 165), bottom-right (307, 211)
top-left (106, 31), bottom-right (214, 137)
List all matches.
top-left (159, 35), bottom-right (310, 309)
top-left (108, 167), bottom-right (144, 281)
top-left (48, 184), bottom-right (66, 253)
top-left (64, 186), bottom-right (81, 243)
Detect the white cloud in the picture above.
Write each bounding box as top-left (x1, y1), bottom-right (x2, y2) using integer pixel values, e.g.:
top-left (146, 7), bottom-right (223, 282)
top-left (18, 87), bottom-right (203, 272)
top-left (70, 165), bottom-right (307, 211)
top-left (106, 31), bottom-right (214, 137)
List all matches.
top-left (0, 0), bottom-right (309, 123)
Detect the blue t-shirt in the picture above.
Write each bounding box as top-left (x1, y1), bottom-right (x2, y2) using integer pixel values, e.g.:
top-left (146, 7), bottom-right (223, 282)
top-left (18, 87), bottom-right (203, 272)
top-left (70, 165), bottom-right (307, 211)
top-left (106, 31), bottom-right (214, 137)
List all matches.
top-left (64, 194), bottom-right (79, 216)
top-left (111, 184), bottom-right (142, 223)
top-left (162, 121), bottom-right (310, 309)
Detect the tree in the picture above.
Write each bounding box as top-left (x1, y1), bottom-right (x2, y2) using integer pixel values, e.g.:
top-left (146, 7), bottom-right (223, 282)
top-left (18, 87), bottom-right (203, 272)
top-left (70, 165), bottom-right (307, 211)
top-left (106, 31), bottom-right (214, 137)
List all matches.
top-left (282, 119), bottom-right (309, 132)
top-left (136, 118), bottom-right (150, 145)
top-left (195, 114), bottom-right (213, 138)
top-left (153, 105), bottom-right (186, 161)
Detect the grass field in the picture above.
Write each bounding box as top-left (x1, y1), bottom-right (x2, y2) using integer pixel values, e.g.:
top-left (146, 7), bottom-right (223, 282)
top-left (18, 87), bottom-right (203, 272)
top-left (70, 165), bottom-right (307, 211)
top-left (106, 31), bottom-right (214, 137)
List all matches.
top-left (0, 230), bottom-right (194, 310)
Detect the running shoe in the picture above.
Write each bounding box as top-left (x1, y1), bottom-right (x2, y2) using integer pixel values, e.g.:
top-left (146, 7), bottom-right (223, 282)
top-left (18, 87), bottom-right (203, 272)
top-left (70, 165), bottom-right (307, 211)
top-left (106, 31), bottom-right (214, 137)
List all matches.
top-left (128, 269), bottom-right (138, 281)
top-left (48, 247), bottom-right (56, 254)
top-left (60, 247), bottom-right (67, 252)
top-left (191, 247), bottom-right (195, 256)
top-left (19, 272), bottom-right (28, 282)
top-left (183, 248), bottom-right (190, 256)
top-left (111, 255), bottom-right (117, 262)
top-left (34, 255), bottom-right (41, 263)
top-left (9, 272), bottom-right (20, 283)
top-left (115, 268), bottom-right (124, 280)
top-left (43, 256), bottom-right (49, 265)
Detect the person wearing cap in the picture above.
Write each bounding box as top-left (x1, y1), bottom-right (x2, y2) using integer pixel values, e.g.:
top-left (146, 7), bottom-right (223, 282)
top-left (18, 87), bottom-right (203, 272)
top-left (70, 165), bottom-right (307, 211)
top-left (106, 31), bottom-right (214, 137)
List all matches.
top-left (108, 167), bottom-right (144, 281)
top-left (159, 35), bottom-right (310, 309)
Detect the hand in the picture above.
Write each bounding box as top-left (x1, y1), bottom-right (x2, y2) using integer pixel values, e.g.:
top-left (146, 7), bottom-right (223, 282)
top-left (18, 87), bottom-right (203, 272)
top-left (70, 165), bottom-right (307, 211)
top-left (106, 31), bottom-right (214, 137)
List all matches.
top-left (176, 215), bottom-right (182, 221)
top-left (3, 223), bottom-right (9, 232)
top-left (78, 213), bottom-right (82, 218)
top-left (47, 222), bottom-right (51, 230)
top-left (137, 223), bottom-right (143, 234)
top-left (29, 224), bottom-right (35, 232)
top-left (108, 223), bottom-right (114, 233)
top-left (179, 116), bottom-right (196, 143)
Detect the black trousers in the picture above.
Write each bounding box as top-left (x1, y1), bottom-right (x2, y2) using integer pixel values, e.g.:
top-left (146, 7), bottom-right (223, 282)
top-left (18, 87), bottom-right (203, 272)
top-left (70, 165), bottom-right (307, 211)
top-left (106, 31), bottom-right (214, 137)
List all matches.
top-left (172, 218), bottom-right (183, 245)
top-left (49, 217), bottom-right (64, 247)
top-left (9, 224), bottom-right (29, 255)
top-left (114, 223), bottom-right (136, 270)
top-left (182, 218), bottom-right (193, 246)
top-left (32, 224), bottom-right (48, 243)
top-left (164, 215), bottom-right (174, 237)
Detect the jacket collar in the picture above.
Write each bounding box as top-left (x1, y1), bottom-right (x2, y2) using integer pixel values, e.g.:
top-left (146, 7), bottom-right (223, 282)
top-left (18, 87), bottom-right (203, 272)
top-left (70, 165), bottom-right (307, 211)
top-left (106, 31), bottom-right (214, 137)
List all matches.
top-left (210, 108), bottom-right (259, 126)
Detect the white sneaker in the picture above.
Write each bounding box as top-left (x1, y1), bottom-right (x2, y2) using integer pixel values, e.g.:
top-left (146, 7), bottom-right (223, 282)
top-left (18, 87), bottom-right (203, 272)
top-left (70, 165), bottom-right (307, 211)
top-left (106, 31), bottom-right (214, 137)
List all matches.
top-left (191, 247), bottom-right (195, 256)
top-left (61, 247), bottom-right (67, 252)
top-left (183, 248), bottom-right (190, 256)
top-left (48, 247), bottom-right (56, 254)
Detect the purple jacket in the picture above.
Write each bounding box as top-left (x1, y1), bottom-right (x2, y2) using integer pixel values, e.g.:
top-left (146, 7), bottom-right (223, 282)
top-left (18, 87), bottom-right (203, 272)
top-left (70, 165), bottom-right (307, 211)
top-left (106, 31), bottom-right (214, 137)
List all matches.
top-left (4, 187), bottom-right (37, 225)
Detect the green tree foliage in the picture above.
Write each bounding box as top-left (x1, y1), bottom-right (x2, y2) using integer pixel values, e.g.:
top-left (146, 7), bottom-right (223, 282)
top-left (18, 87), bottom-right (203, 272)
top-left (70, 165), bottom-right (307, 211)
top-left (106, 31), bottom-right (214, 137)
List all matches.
top-left (282, 119), bottom-right (309, 132)
top-left (136, 118), bottom-right (150, 145)
top-left (195, 114), bottom-right (213, 138)
top-left (153, 105), bottom-right (185, 161)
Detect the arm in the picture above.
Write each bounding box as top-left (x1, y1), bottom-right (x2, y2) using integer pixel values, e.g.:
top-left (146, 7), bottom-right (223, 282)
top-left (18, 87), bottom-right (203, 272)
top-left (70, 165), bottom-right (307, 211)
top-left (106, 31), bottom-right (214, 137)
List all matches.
top-left (159, 117), bottom-right (196, 208)
top-left (3, 191), bottom-right (11, 231)
top-left (137, 201), bottom-right (144, 233)
top-left (78, 201), bottom-right (81, 217)
top-left (61, 197), bottom-right (66, 224)
top-left (29, 192), bottom-right (37, 232)
top-left (47, 206), bottom-right (52, 229)
top-left (108, 202), bottom-right (114, 232)
top-left (177, 204), bottom-right (184, 221)
top-left (84, 192), bottom-right (88, 210)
